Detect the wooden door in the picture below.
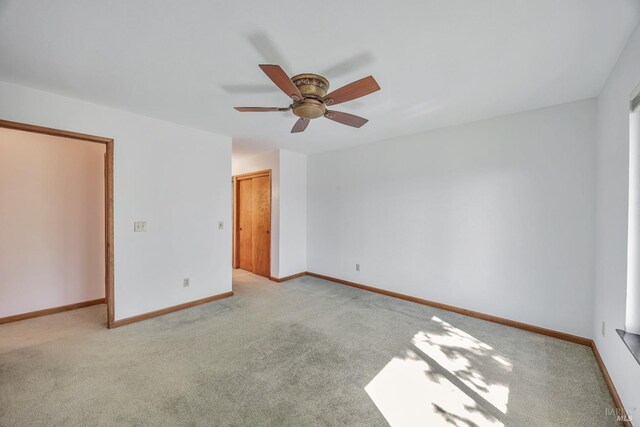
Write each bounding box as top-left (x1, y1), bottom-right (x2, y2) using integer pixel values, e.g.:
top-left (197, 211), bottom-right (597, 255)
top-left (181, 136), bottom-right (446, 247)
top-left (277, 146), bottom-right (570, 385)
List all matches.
top-left (233, 170), bottom-right (271, 278)
top-left (237, 178), bottom-right (253, 271)
top-left (251, 175), bottom-right (271, 277)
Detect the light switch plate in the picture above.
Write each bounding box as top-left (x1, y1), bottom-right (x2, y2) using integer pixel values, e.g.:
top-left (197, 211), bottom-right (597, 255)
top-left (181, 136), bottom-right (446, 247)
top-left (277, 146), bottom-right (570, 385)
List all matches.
top-left (218, 221), bottom-right (224, 230)
top-left (134, 221), bottom-right (147, 232)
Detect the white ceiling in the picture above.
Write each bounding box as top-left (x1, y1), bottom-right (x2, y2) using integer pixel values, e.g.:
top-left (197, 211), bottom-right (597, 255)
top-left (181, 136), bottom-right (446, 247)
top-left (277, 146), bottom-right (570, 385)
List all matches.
top-left (0, 1), bottom-right (639, 158)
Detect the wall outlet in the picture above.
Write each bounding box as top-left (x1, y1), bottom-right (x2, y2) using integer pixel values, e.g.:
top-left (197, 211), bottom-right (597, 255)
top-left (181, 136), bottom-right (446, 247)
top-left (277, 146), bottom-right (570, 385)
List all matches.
top-left (218, 221), bottom-right (224, 230)
top-left (134, 221), bottom-right (147, 232)
top-left (356, 264), bottom-right (360, 272)
top-left (601, 321), bottom-right (606, 337)
top-left (183, 278), bottom-right (190, 288)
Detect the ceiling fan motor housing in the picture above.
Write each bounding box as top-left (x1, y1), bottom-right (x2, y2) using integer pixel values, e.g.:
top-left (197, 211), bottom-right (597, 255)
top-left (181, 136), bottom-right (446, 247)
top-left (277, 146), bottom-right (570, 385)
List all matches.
top-left (291, 73), bottom-right (329, 119)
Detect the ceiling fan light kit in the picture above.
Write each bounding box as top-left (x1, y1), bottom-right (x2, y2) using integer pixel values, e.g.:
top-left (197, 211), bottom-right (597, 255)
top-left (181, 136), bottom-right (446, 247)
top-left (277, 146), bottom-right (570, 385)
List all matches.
top-left (234, 64), bottom-right (380, 133)
top-left (291, 73), bottom-right (329, 119)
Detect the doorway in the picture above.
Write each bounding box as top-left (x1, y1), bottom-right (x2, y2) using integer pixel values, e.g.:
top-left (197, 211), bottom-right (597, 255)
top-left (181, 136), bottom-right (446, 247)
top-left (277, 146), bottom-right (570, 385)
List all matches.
top-left (232, 169), bottom-right (271, 278)
top-left (0, 119), bottom-right (115, 328)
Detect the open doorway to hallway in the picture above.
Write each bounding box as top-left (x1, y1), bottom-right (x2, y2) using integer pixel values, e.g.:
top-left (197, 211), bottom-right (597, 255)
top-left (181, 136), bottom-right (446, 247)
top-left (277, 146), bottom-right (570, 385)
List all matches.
top-left (0, 120), bottom-right (114, 328)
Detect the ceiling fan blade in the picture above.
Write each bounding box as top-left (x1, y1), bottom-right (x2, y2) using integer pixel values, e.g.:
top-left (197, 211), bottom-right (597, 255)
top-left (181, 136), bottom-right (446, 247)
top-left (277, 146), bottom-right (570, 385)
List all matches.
top-left (221, 84), bottom-right (278, 94)
top-left (259, 64), bottom-right (302, 101)
top-left (234, 107), bottom-right (290, 112)
top-left (324, 111), bottom-right (369, 128)
top-left (320, 52), bottom-right (375, 78)
top-left (323, 76), bottom-right (380, 106)
top-left (291, 118), bottom-right (309, 133)
top-left (248, 32), bottom-right (292, 72)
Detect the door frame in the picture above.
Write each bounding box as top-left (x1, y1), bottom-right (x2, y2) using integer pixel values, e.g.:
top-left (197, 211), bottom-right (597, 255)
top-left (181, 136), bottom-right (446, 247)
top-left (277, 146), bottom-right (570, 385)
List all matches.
top-left (0, 119), bottom-right (116, 328)
top-left (232, 169), bottom-right (271, 276)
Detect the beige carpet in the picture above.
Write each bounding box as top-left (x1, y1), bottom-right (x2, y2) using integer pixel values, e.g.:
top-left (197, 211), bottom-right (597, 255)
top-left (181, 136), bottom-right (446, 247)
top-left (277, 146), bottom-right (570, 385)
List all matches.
top-left (0, 270), bottom-right (620, 426)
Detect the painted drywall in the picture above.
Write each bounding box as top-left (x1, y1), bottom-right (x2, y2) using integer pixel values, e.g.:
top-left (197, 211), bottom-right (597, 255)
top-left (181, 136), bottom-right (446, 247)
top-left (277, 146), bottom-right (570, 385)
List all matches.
top-left (0, 129), bottom-right (105, 317)
top-left (232, 150), bottom-right (281, 278)
top-left (308, 99), bottom-right (596, 338)
top-left (232, 149), bottom-right (307, 279)
top-left (0, 81), bottom-right (232, 321)
top-left (2, 1), bottom-right (639, 156)
top-left (593, 21), bottom-right (640, 418)
top-left (278, 150), bottom-right (307, 277)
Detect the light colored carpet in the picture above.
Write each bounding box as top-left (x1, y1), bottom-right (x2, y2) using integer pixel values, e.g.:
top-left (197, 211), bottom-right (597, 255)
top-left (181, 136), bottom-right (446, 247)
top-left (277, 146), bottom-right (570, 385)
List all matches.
top-left (0, 270), bottom-right (619, 426)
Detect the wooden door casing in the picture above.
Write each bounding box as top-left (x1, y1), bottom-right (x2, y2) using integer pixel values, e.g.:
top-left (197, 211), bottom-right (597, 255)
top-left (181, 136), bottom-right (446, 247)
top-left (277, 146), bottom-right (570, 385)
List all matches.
top-left (233, 170), bottom-right (271, 278)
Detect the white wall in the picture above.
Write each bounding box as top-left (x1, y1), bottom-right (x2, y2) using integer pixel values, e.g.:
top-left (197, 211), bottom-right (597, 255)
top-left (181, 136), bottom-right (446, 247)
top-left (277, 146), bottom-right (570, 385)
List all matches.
top-left (0, 129), bottom-right (105, 317)
top-left (279, 150), bottom-right (307, 277)
top-left (0, 81), bottom-right (232, 321)
top-left (308, 99), bottom-right (596, 338)
top-left (232, 149), bottom-right (307, 279)
top-left (594, 22), bottom-right (640, 417)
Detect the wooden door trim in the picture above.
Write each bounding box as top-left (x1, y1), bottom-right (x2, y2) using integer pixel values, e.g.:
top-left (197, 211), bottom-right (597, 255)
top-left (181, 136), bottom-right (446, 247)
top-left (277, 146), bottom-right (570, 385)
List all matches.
top-left (232, 169), bottom-right (271, 277)
top-left (234, 169), bottom-right (271, 181)
top-left (0, 119), bottom-right (116, 329)
top-left (0, 298), bottom-right (106, 325)
top-left (0, 119), bottom-right (113, 144)
top-left (111, 291), bottom-right (233, 328)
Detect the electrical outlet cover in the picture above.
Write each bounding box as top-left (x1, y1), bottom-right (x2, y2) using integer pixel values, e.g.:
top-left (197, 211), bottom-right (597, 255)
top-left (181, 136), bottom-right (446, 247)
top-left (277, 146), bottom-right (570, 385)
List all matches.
top-left (134, 221), bottom-right (147, 232)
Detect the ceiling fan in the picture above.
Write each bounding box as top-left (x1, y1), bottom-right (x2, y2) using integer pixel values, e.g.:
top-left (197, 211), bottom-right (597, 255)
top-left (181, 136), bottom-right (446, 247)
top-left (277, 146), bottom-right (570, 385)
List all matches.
top-left (234, 64), bottom-right (380, 133)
